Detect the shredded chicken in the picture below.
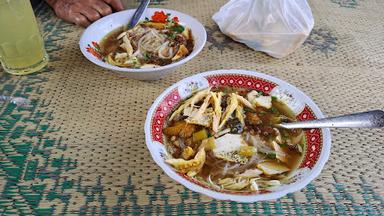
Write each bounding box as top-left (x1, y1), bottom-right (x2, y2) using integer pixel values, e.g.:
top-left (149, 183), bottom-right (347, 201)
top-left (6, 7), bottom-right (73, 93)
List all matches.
top-left (236, 94), bottom-right (255, 110)
top-left (210, 92), bottom-right (222, 133)
top-left (235, 105), bottom-right (245, 126)
top-left (219, 93), bottom-right (238, 129)
top-left (185, 95), bottom-right (213, 127)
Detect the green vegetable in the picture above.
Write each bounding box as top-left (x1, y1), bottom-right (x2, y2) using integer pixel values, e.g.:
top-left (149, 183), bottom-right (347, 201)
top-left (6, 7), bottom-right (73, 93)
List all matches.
top-left (271, 107), bottom-right (279, 114)
top-left (143, 52), bottom-right (151, 61)
top-left (271, 96), bottom-right (278, 101)
top-left (171, 24), bottom-right (185, 33)
top-left (167, 33), bottom-right (176, 40)
top-left (167, 14), bottom-right (175, 22)
top-left (259, 152), bottom-right (277, 159)
top-left (266, 153), bottom-right (277, 159)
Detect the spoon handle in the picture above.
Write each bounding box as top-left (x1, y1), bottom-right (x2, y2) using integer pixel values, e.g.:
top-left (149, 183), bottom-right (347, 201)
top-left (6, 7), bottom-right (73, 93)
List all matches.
top-left (0, 95), bottom-right (30, 107)
top-left (127, 0), bottom-right (150, 29)
top-left (278, 110), bottom-right (384, 129)
top-left (0, 95), bottom-right (11, 102)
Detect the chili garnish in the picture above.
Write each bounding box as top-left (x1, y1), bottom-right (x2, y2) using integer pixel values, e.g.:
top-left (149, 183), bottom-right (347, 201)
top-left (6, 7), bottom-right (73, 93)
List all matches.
top-left (151, 11), bottom-right (168, 23)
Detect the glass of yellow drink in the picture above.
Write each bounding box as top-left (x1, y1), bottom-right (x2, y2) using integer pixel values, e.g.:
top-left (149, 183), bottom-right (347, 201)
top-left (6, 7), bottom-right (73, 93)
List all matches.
top-left (0, 0), bottom-right (49, 75)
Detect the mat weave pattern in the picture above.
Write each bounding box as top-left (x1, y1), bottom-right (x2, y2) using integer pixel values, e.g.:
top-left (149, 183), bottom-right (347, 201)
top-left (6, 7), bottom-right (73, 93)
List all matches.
top-left (0, 0), bottom-right (383, 215)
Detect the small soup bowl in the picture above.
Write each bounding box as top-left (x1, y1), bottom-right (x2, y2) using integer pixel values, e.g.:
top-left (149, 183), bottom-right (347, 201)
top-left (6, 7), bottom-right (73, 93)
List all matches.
top-left (145, 69), bottom-right (331, 202)
top-left (79, 8), bottom-right (206, 80)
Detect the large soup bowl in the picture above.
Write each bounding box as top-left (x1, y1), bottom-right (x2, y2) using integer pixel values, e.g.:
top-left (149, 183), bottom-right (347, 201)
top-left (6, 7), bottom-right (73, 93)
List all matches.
top-left (79, 8), bottom-right (206, 80)
top-left (144, 69), bottom-right (331, 202)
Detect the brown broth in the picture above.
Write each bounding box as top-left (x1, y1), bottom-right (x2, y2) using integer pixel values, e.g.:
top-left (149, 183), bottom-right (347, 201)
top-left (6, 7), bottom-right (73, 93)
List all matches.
top-left (100, 27), bottom-right (124, 56)
top-left (257, 99), bottom-right (305, 173)
top-left (283, 147), bottom-right (303, 169)
top-left (185, 30), bottom-right (194, 53)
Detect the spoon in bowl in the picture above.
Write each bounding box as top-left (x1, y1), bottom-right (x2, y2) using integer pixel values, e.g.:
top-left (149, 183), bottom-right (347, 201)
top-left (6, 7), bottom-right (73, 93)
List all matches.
top-left (276, 110), bottom-right (384, 129)
top-left (126, 0), bottom-right (150, 30)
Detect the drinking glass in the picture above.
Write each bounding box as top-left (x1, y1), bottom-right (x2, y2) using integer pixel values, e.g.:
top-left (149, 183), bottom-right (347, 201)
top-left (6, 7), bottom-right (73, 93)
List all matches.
top-left (0, 0), bottom-right (49, 75)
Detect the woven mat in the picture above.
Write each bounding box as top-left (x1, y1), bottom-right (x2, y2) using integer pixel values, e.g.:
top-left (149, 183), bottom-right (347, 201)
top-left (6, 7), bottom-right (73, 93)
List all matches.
top-left (1, 0), bottom-right (383, 215)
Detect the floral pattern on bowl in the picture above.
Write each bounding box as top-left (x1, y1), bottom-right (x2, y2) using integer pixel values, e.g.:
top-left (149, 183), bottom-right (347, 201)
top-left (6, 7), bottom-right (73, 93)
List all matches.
top-left (86, 41), bottom-right (103, 60)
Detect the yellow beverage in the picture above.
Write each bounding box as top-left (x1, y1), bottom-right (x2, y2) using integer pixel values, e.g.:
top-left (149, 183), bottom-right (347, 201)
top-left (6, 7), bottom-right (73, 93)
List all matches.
top-left (0, 0), bottom-right (48, 75)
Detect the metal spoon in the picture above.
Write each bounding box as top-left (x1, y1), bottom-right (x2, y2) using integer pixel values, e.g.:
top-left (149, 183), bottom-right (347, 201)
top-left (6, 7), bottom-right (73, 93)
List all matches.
top-left (0, 95), bottom-right (30, 108)
top-left (126, 0), bottom-right (150, 30)
top-left (276, 110), bottom-right (384, 129)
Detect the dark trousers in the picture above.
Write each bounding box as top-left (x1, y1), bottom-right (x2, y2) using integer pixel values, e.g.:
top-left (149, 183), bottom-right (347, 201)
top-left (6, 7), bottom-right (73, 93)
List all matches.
top-left (31, 0), bottom-right (42, 8)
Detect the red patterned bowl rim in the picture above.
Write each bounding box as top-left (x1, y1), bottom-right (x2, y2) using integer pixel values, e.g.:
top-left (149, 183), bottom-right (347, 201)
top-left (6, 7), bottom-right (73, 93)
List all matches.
top-left (144, 69), bottom-right (331, 202)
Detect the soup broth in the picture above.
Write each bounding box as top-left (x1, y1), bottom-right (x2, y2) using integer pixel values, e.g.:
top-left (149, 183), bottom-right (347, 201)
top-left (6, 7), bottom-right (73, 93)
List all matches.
top-left (98, 11), bottom-right (194, 69)
top-left (100, 27), bottom-right (124, 56)
top-left (163, 87), bottom-right (305, 192)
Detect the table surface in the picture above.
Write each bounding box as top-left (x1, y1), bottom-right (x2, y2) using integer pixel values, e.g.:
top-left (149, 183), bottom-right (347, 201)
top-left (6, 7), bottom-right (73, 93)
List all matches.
top-left (1, 0), bottom-right (383, 215)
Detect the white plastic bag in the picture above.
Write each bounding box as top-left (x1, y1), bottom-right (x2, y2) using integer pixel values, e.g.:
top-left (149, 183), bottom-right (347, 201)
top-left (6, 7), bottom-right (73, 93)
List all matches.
top-left (212, 0), bottom-right (314, 58)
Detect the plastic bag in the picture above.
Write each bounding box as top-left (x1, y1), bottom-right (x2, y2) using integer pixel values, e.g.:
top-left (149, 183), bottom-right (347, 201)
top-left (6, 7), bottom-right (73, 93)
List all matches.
top-left (212, 0), bottom-right (314, 58)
